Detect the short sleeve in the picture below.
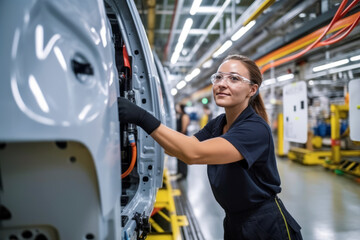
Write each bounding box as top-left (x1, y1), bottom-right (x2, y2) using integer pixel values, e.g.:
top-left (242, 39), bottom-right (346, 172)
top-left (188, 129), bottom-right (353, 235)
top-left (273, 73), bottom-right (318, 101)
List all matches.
top-left (221, 120), bottom-right (270, 169)
top-left (194, 116), bottom-right (222, 141)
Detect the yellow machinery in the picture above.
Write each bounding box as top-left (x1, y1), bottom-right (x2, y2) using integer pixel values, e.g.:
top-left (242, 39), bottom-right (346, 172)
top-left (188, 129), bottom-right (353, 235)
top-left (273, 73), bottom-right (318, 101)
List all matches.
top-left (279, 110), bottom-right (332, 165)
top-left (288, 146), bottom-right (332, 165)
top-left (323, 104), bottom-right (360, 177)
top-left (286, 104), bottom-right (360, 176)
top-left (147, 169), bottom-right (188, 240)
top-left (277, 113), bottom-right (287, 157)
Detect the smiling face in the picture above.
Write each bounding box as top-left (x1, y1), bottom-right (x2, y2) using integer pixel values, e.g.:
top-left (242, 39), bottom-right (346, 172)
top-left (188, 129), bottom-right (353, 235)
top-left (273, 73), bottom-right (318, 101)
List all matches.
top-left (212, 59), bottom-right (256, 110)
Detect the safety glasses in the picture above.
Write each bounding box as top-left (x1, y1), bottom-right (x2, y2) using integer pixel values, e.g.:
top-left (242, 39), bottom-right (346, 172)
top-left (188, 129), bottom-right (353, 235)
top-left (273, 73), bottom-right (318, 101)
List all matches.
top-left (210, 72), bottom-right (252, 85)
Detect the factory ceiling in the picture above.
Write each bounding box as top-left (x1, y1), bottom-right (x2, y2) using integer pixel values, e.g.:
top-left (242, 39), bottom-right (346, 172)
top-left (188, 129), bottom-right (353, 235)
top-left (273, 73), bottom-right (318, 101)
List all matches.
top-left (134, 0), bottom-right (360, 102)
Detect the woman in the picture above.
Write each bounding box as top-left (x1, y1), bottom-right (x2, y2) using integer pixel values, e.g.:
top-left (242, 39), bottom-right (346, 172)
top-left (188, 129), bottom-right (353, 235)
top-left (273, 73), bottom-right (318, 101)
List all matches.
top-left (118, 55), bottom-right (302, 239)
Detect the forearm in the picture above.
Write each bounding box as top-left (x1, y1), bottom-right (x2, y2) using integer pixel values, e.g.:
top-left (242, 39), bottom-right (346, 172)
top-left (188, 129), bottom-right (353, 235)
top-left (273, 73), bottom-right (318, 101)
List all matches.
top-left (150, 124), bottom-right (200, 164)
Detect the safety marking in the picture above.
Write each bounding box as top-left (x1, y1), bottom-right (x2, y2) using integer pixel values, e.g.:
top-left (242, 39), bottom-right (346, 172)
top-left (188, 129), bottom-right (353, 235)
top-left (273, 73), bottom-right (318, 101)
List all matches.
top-left (149, 218), bottom-right (165, 233)
top-left (158, 210), bottom-right (171, 222)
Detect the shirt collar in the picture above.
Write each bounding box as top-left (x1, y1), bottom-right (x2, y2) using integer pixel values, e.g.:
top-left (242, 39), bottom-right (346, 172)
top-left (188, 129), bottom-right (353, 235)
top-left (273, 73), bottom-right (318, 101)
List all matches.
top-left (227, 105), bottom-right (255, 131)
top-left (212, 106), bottom-right (255, 136)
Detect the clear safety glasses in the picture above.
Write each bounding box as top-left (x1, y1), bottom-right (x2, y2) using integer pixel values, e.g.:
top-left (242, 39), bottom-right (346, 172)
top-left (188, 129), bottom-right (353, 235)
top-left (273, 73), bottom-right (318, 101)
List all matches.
top-left (210, 72), bottom-right (252, 86)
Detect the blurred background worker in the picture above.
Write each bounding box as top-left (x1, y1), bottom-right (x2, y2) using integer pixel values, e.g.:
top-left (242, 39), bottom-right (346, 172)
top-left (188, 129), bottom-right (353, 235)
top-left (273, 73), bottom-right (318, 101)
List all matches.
top-left (199, 105), bottom-right (212, 129)
top-left (175, 103), bottom-right (190, 180)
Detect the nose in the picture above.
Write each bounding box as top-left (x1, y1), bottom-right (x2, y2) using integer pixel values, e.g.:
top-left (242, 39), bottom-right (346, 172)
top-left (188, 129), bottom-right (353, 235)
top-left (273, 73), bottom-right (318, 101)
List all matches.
top-left (215, 76), bottom-right (229, 86)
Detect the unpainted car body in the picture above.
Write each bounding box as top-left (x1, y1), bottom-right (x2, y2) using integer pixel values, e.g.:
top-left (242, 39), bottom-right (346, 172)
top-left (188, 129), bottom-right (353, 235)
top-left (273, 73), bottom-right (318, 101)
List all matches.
top-left (0, 0), bottom-right (169, 239)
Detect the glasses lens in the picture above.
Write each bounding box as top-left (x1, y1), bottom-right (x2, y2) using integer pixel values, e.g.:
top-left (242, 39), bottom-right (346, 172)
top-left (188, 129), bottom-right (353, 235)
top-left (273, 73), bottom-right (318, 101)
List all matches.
top-left (211, 73), bottom-right (223, 84)
top-left (229, 74), bottom-right (242, 82)
top-left (211, 72), bottom-right (251, 85)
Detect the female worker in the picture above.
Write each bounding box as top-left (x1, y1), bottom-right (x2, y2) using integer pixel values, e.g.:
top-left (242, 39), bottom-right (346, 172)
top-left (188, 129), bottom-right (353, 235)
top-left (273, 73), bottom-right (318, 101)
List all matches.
top-left (118, 55), bottom-right (302, 239)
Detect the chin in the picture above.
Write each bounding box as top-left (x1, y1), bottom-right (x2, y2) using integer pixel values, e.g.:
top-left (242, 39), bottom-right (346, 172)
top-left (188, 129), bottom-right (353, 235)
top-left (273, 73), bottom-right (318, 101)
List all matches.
top-left (215, 99), bottom-right (231, 107)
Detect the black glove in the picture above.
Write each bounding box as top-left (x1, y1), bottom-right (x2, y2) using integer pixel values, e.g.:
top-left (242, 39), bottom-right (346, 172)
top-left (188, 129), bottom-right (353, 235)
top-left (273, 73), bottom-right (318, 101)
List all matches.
top-left (118, 97), bottom-right (161, 135)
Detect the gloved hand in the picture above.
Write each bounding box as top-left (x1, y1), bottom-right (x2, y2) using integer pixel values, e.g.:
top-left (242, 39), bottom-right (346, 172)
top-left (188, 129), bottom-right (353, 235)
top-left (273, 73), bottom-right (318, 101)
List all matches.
top-left (118, 97), bottom-right (161, 135)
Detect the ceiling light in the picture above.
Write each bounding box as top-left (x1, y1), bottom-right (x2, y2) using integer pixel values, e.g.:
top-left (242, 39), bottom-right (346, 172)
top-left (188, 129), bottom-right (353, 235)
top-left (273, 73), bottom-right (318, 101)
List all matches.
top-left (350, 55), bottom-right (360, 61)
top-left (176, 80), bottom-right (186, 90)
top-left (171, 88), bottom-right (178, 96)
top-left (171, 18), bottom-right (193, 65)
top-left (174, 42), bottom-right (183, 54)
top-left (313, 59), bottom-right (349, 72)
top-left (308, 80), bottom-right (314, 85)
top-left (171, 51), bottom-right (180, 64)
top-left (178, 18), bottom-right (193, 44)
top-left (299, 13), bottom-right (306, 18)
top-left (185, 68), bottom-right (201, 82)
top-left (263, 78), bottom-right (276, 86)
top-left (212, 40), bottom-right (233, 58)
top-left (202, 59), bottom-right (213, 68)
top-left (231, 20), bottom-right (256, 41)
top-left (190, 0), bottom-right (203, 15)
top-left (277, 73), bottom-right (294, 82)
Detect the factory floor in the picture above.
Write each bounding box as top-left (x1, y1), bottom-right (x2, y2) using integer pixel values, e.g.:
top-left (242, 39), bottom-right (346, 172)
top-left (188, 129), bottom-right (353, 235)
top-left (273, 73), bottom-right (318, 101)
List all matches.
top-left (168, 157), bottom-right (360, 240)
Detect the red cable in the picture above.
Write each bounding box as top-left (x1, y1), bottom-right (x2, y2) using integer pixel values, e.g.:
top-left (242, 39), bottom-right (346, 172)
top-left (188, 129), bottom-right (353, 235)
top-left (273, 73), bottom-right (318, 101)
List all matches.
top-left (121, 142), bottom-right (137, 179)
top-left (339, 0), bottom-right (360, 18)
top-left (319, 15), bottom-right (360, 46)
top-left (260, 0), bottom-right (359, 74)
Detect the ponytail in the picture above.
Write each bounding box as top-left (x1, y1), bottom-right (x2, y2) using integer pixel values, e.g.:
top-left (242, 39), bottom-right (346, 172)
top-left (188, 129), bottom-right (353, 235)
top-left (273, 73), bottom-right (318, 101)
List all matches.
top-left (223, 54), bottom-right (269, 123)
top-left (250, 94), bottom-right (269, 123)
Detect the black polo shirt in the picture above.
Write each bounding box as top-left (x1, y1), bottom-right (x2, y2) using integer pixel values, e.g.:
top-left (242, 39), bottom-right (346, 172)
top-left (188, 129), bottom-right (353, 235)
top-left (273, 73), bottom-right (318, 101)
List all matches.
top-left (194, 105), bottom-right (281, 213)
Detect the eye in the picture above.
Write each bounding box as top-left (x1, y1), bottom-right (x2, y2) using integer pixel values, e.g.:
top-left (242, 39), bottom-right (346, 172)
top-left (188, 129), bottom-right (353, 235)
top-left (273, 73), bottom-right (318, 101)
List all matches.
top-left (230, 75), bottom-right (241, 81)
top-left (215, 74), bottom-right (223, 80)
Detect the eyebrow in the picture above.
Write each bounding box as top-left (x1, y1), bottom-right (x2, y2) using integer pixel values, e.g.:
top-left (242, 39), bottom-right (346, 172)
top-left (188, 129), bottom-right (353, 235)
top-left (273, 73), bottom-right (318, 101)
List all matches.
top-left (218, 71), bottom-right (250, 79)
top-left (218, 71), bottom-right (243, 75)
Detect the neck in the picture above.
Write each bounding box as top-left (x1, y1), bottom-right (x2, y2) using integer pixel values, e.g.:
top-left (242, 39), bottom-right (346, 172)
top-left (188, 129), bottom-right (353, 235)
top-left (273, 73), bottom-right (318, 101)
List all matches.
top-left (224, 103), bottom-right (249, 131)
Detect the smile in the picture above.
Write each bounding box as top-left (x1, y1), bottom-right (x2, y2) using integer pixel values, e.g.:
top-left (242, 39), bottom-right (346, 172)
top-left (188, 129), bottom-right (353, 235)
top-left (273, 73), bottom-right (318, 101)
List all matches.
top-left (216, 92), bottom-right (230, 96)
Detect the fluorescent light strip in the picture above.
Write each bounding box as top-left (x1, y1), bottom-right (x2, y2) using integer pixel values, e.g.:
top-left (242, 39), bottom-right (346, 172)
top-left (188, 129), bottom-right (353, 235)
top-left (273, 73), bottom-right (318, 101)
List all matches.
top-left (307, 63), bottom-right (360, 79)
top-left (231, 20), bottom-right (256, 41)
top-left (190, 0), bottom-right (203, 15)
top-left (171, 88), bottom-right (178, 96)
top-left (263, 78), bottom-right (276, 86)
top-left (185, 68), bottom-right (201, 82)
top-left (171, 51), bottom-right (180, 64)
top-left (176, 80), bottom-right (187, 90)
top-left (178, 18), bottom-right (193, 44)
top-left (202, 59), bottom-right (213, 68)
top-left (212, 40), bottom-right (233, 58)
top-left (174, 42), bottom-right (183, 53)
top-left (171, 18), bottom-right (193, 65)
top-left (313, 59), bottom-right (349, 72)
top-left (277, 73), bottom-right (294, 82)
top-left (350, 55), bottom-right (360, 61)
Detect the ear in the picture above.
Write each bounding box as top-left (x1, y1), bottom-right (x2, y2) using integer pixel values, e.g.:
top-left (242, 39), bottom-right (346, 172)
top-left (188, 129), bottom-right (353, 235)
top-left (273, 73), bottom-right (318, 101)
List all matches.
top-left (250, 84), bottom-right (259, 97)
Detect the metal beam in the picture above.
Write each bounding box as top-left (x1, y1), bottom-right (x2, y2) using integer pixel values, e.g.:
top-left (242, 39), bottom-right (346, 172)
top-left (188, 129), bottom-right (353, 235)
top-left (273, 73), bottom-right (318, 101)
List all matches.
top-left (159, 0), bottom-right (169, 30)
top-left (183, 0), bottom-right (232, 63)
top-left (138, 6), bottom-right (246, 15)
top-left (155, 29), bottom-right (221, 35)
top-left (165, 0), bottom-right (184, 61)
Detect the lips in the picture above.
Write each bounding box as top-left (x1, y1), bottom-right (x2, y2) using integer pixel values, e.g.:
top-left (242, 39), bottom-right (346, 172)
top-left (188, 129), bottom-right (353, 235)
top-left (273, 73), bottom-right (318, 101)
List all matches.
top-left (216, 92), bottom-right (230, 96)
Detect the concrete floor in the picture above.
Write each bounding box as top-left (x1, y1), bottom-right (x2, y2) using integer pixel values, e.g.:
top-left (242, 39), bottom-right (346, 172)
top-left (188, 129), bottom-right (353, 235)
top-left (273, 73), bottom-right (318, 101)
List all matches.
top-left (173, 157), bottom-right (360, 240)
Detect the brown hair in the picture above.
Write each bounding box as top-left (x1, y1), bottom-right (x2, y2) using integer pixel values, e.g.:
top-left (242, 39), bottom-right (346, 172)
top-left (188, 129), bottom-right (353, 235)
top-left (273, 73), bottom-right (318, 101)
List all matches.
top-left (223, 55), bottom-right (269, 123)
